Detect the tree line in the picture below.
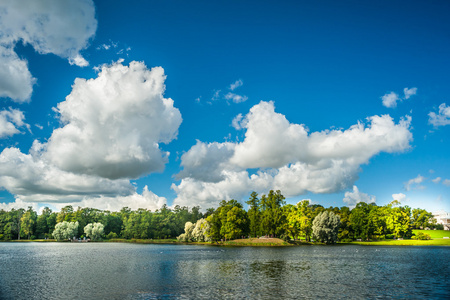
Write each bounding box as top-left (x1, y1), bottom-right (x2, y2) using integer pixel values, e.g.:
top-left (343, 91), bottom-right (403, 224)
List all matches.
top-left (0, 190), bottom-right (441, 242)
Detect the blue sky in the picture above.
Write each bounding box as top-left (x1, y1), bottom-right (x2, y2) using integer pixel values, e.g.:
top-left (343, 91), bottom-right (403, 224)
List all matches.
top-left (0, 0), bottom-right (449, 213)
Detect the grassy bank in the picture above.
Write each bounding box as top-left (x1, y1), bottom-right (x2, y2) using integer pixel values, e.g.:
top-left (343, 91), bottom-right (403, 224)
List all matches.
top-left (218, 238), bottom-right (292, 246)
top-left (412, 229), bottom-right (449, 239)
top-left (348, 239), bottom-right (450, 246)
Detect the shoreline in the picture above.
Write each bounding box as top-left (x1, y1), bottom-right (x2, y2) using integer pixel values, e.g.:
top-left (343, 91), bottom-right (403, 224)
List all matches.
top-left (2, 237), bottom-right (449, 246)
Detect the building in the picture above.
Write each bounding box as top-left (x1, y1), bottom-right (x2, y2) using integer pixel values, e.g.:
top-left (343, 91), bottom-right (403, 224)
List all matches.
top-left (433, 210), bottom-right (450, 230)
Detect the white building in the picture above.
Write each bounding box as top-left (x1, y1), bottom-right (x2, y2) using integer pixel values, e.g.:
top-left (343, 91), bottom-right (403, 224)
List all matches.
top-left (433, 210), bottom-right (450, 230)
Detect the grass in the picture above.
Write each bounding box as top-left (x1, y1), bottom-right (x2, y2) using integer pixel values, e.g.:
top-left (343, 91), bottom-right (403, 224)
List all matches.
top-left (219, 237), bottom-right (291, 246)
top-left (412, 229), bottom-right (449, 239)
top-left (348, 239), bottom-right (450, 246)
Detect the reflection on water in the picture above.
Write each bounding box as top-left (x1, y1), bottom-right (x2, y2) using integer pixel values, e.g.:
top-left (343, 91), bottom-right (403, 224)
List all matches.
top-left (0, 243), bottom-right (449, 299)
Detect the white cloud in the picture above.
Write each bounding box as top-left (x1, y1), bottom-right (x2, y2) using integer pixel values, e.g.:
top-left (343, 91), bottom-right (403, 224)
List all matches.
top-left (443, 179), bottom-right (450, 187)
top-left (392, 193), bottom-right (407, 203)
top-left (176, 141), bottom-right (237, 183)
top-left (225, 92), bottom-right (248, 103)
top-left (381, 87), bottom-right (417, 108)
top-left (382, 92), bottom-right (400, 108)
top-left (174, 101), bottom-right (413, 208)
top-left (0, 0), bottom-right (97, 64)
top-left (0, 61), bottom-right (180, 210)
top-left (66, 186), bottom-right (167, 212)
top-left (0, 147), bottom-right (134, 203)
top-left (231, 113), bottom-right (244, 130)
top-left (343, 186), bottom-right (376, 209)
top-left (404, 174), bottom-right (426, 191)
top-left (0, 47), bottom-right (35, 102)
top-left (432, 177), bottom-right (442, 184)
top-left (41, 60), bottom-right (182, 179)
top-left (0, 186), bottom-right (166, 212)
top-left (0, 0), bottom-right (97, 102)
top-left (229, 79), bottom-right (243, 91)
top-left (428, 103), bottom-right (450, 127)
top-left (403, 87), bottom-right (417, 99)
top-left (0, 108), bottom-right (29, 138)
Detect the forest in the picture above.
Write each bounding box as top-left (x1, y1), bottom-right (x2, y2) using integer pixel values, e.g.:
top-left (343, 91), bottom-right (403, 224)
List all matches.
top-left (0, 190), bottom-right (441, 243)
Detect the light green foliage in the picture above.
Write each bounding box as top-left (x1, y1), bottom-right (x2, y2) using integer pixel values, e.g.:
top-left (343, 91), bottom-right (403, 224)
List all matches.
top-left (386, 204), bottom-right (412, 238)
top-left (52, 221), bottom-right (79, 241)
top-left (312, 211), bottom-right (341, 244)
top-left (412, 232), bottom-right (431, 240)
top-left (84, 222), bottom-right (105, 241)
top-left (411, 208), bottom-right (434, 229)
top-left (177, 219), bottom-right (211, 242)
top-left (20, 207), bottom-right (37, 239)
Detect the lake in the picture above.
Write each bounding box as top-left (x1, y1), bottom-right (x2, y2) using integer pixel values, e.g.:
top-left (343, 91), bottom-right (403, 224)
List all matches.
top-left (0, 243), bottom-right (448, 299)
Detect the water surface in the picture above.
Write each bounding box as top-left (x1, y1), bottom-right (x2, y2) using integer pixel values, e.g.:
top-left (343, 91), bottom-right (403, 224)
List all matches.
top-left (0, 243), bottom-right (448, 299)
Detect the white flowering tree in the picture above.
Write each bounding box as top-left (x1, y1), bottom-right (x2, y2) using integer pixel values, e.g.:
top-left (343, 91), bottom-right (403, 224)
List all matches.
top-left (84, 222), bottom-right (104, 241)
top-left (52, 221), bottom-right (79, 241)
top-left (312, 211), bottom-right (340, 244)
top-left (177, 219), bottom-right (211, 242)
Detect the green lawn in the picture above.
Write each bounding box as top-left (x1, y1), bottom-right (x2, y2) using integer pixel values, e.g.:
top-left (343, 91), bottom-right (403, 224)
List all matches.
top-left (350, 239), bottom-right (450, 246)
top-left (412, 229), bottom-right (450, 239)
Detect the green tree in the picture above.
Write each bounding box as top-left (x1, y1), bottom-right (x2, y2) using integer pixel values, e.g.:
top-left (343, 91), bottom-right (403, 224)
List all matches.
top-left (386, 203), bottom-right (412, 238)
top-left (260, 190), bottom-right (286, 237)
top-left (312, 211), bottom-right (341, 244)
top-left (246, 192), bottom-right (261, 237)
top-left (36, 207), bottom-right (52, 239)
top-left (411, 208), bottom-right (434, 229)
top-left (20, 207), bottom-right (37, 239)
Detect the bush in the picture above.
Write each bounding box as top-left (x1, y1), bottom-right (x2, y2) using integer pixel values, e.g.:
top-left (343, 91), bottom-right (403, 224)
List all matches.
top-left (385, 234), bottom-right (395, 239)
top-left (412, 232), bottom-right (431, 240)
top-left (106, 232), bottom-right (118, 239)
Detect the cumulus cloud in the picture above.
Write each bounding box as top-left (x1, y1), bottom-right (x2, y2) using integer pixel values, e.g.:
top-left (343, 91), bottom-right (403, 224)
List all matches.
top-left (0, 61), bottom-right (180, 210)
top-left (0, 147), bottom-right (134, 203)
top-left (343, 186), bottom-right (376, 209)
top-left (0, 48), bottom-right (35, 102)
top-left (381, 87), bottom-right (417, 108)
top-left (381, 92), bottom-right (400, 108)
top-left (176, 141), bottom-right (236, 183)
top-left (0, 108), bottom-right (29, 138)
top-left (428, 103), bottom-right (450, 127)
top-left (404, 174), bottom-right (426, 191)
top-left (0, 186), bottom-right (166, 212)
top-left (40, 60), bottom-right (182, 179)
top-left (392, 193), bottom-right (407, 203)
top-left (0, 0), bottom-right (97, 102)
top-left (66, 186), bottom-right (167, 212)
top-left (174, 101), bottom-right (413, 208)
top-left (443, 179), bottom-right (450, 187)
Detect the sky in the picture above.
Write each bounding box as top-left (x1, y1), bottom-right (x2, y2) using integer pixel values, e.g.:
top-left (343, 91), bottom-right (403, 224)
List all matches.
top-left (0, 0), bottom-right (449, 213)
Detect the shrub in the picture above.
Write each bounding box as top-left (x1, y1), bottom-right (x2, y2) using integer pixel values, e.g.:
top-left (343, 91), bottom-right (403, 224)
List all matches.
top-left (412, 232), bottom-right (431, 240)
top-left (106, 232), bottom-right (118, 239)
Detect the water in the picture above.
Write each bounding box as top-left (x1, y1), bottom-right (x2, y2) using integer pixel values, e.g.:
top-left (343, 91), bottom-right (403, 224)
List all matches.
top-left (0, 243), bottom-right (448, 299)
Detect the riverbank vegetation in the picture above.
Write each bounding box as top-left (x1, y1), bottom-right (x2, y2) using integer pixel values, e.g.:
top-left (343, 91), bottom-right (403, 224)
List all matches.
top-left (0, 190), bottom-right (446, 246)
